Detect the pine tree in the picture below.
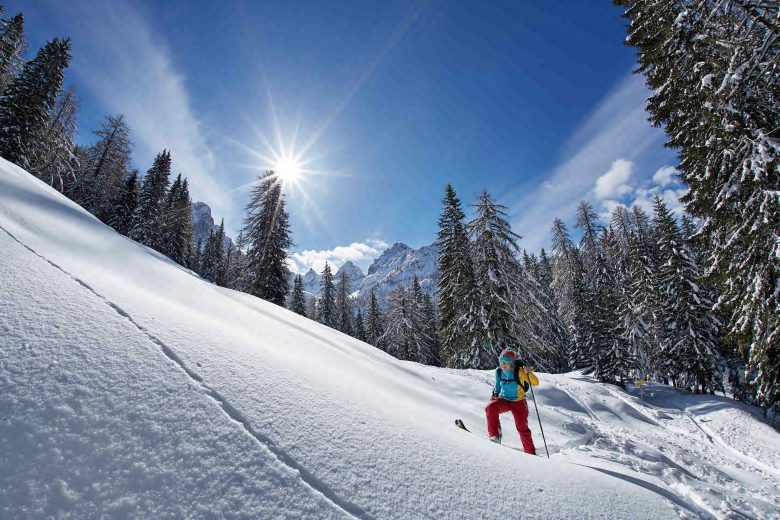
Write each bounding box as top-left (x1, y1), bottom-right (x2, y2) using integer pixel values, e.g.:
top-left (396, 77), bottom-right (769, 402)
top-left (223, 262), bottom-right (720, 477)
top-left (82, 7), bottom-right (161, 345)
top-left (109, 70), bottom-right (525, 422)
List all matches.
top-left (436, 184), bottom-right (483, 368)
top-left (201, 219), bottom-right (226, 285)
top-left (106, 170), bottom-right (139, 236)
top-left (226, 230), bottom-right (248, 291)
top-left (0, 12), bottom-right (26, 93)
top-left (28, 87), bottom-right (78, 191)
top-left (335, 269), bottom-right (353, 335)
top-left (411, 278), bottom-right (440, 365)
top-left (466, 191), bottom-right (523, 368)
top-left (617, 0), bottom-right (779, 408)
top-left (0, 37), bottom-right (70, 171)
top-left (129, 150), bottom-right (171, 249)
top-left (378, 285), bottom-right (411, 359)
top-left (243, 172), bottom-right (293, 305)
top-left (551, 218), bottom-right (592, 369)
top-left (71, 115), bottom-right (133, 221)
top-left (654, 196), bottom-right (722, 392)
top-left (533, 248), bottom-right (571, 372)
top-left (288, 274), bottom-right (307, 316)
top-left (366, 288), bottom-right (384, 346)
top-left (160, 177), bottom-right (194, 267)
top-left (316, 262), bottom-right (337, 328)
top-left (354, 309), bottom-right (367, 342)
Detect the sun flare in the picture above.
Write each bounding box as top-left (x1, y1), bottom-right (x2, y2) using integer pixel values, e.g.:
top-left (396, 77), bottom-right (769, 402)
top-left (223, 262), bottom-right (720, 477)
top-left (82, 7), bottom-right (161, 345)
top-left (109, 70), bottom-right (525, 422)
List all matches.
top-left (273, 157), bottom-right (302, 183)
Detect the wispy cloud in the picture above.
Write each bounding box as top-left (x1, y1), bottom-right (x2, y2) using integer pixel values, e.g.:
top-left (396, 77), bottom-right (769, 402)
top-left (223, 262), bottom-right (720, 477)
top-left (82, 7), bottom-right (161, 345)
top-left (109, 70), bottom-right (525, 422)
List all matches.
top-left (509, 72), bottom-right (670, 252)
top-left (288, 239), bottom-right (389, 274)
top-left (49, 0), bottom-right (228, 217)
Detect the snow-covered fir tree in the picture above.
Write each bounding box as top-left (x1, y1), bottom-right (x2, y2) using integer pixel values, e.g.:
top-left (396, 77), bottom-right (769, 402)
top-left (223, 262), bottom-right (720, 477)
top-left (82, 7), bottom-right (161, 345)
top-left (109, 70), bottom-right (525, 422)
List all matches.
top-left (654, 196), bottom-right (722, 393)
top-left (617, 0), bottom-right (779, 408)
top-left (365, 288), bottom-right (383, 347)
top-left (243, 172), bottom-right (292, 306)
top-left (335, 269), bottom-right (353, 335)
top-left (354, 309), bottom-right (367, 343)
top-left (28, 87), bottom-right (78, 191)
top-left (412, 277), bottom-right (440, 365)
top-left (436, 184), bottom-right (483, 368)
top-left (316, 262), bottom-right (336, 328)
top-left (378, 285), bottom-right (411, 360)
top-left (225, 230), bottom-right (247, 292)
top-left (465, 190), bottom-right (522, 368)
top-left (106, 170), bottom-right (139, 236)
top-left (129, 150), bottom-right (171, 249)
top-left (0, 37), bottom-right (70, 171)
top-left (551, 218), bottom-right (592, 369)
top-left (70, 115), bottom-right (133, 222)
top-left (0, 11), bottom-right (25, 92)
top-left (288, 274), bottom-right (307, 316)
top-left (201, 220), bottom-right (226, 286)
top-left (159, 176), bottom-right (194, 268)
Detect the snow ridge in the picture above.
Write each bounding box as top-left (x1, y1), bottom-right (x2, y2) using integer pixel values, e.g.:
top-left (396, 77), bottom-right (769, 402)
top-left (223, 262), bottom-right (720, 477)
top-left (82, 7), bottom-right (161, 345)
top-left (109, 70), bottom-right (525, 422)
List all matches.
top-left (0, 223), bottom-right (365, 519)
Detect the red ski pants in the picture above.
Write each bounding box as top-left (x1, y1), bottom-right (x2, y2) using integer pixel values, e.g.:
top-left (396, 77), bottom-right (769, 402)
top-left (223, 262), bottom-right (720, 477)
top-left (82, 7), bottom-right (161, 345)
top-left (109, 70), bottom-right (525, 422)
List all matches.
top-left (485, 398), bottom-right (536, 455)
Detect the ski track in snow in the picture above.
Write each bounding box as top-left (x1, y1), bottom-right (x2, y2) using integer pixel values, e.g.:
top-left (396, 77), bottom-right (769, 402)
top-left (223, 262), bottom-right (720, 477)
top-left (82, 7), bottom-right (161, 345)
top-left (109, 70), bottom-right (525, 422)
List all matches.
top-left (0, 224), bottom-right (365, 520)
top-left (548, 378), bottom-right (778, 519)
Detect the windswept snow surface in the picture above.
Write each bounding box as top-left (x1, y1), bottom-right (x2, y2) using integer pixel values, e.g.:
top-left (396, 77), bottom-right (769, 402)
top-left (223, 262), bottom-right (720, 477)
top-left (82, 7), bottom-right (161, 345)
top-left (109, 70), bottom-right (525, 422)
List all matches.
top-left (1, 159), bottom-right (778, 519)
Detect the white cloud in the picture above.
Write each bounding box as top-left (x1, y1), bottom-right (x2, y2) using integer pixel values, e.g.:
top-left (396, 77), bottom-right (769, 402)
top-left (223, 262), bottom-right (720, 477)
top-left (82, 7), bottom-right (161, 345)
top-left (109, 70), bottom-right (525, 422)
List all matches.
top-left (652, 165), bottom-right (678, 187)
top-left (50, 1), bottom-right (228, 217)
top-left (288, 239), bottom-right (389, 274)
top-left (594, 159), bottom-right (634, 199)
top-left (509, 72), bottom-right (668, 252)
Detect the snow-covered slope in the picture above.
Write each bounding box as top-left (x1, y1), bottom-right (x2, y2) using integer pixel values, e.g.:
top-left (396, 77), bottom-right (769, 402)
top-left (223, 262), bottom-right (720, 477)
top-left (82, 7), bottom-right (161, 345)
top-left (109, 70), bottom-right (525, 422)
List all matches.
top-left (2, 160), bottom-right (778, 518)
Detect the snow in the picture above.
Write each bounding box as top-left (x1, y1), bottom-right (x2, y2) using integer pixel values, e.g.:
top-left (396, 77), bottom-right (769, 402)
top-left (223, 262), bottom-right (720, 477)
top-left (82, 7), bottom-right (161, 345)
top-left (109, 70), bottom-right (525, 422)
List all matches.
top-left (1, 159), bottom-right (779, 518)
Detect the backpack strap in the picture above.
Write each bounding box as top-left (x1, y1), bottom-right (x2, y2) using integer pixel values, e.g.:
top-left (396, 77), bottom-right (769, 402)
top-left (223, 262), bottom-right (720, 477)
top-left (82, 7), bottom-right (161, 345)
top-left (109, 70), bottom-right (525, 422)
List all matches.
top-left (514, 362), bottom-right (530, 392)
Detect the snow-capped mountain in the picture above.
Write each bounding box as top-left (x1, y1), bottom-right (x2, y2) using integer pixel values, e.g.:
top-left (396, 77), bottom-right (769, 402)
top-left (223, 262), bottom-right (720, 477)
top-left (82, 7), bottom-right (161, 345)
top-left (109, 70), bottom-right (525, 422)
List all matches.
top-left (3, 159), bottom-right (779, 518)
top-left (290, 242), bottom-right (439, 309)
top-left (357, 242), bottom-right (439, 307)
top-left (192, 201), bottom-right (232, 249)
top-left (299, 267), bottom-right (321, 298)
top-left (335, 261), bottom-right (365, 293)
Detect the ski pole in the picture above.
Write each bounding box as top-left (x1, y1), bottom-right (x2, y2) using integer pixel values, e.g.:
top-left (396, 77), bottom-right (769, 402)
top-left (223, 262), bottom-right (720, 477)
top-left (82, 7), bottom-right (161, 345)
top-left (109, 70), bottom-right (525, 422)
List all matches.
top-left (528, 381), bottom-right (550, 458)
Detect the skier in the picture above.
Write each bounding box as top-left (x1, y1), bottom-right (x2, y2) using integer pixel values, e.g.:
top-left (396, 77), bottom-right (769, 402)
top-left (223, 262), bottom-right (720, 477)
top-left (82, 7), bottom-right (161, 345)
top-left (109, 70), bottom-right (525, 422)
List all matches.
top-left (485, 348), bottom-right (539, 455)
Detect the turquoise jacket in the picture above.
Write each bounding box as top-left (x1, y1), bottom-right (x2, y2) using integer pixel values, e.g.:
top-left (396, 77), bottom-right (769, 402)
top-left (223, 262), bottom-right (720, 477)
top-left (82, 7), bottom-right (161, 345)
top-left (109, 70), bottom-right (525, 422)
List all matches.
top-left (494, 368), bottom-right (539, 401)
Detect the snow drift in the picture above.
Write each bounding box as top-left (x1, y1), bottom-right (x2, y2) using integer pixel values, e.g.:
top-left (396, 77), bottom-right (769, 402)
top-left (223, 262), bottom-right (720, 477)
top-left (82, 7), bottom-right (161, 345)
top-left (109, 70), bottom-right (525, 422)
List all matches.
top-left (1, 159), bottom-right (778, 519)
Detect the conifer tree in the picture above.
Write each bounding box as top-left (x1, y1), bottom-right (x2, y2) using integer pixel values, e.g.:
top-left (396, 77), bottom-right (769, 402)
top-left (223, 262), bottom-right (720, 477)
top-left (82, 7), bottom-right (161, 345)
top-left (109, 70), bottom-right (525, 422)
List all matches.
top-left (0, 37), bottom-right (70, 170)
top-left (316, 262), bottom-right (337, 328)
top-left (226, 230), bottom-right (248, 291)
top-left (335, 269), bottom-right (353, 335)
top-left (466, 191), bottom-right (523, 368)
top-left (288, 274), bottom-right (307, 316)
top-left (129, 150), bottom-right (171, 249)
top-left (654, 195), bottom-right (722, 392)
top-left (354, 309), bottom-right (367, 342)
top-left (366, 288), bottom-right (384, 346)
top-left (243, 172), bottom-right (293, 305)
top-left (412, 279), bottom-right (440, 365)
top-left (106, 170), bottom-right (139, 236)
top-left (160, 177), bottom-right (194, 267)
top-left (378, 285), bottom-right (411, 359)
top-left (0, 12), bottom-right (25, 92)
top-left (436, 184), bottom-right (482, 368)
top-left (551, 218), bottom-right (592, 368)
top-left (28, 87), bottom-right (78, 191)
top-left (201, 220), bottom-right (226, 285)
top-left (617, 0), bottom-right (779, 408)
top-left (71, 115), bottom-right (133, 221)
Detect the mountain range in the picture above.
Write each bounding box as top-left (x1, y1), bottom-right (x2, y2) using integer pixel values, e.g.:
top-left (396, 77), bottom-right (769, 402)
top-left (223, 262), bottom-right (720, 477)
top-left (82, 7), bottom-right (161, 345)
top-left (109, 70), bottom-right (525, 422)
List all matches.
top-left (295, 242), bottom-right (440, 310)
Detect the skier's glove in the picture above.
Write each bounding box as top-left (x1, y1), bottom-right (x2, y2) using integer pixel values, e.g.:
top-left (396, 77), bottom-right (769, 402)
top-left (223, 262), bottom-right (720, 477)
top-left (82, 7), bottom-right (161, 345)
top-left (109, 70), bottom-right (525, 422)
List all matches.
top-left (490, 391), bottom-right (498, 400)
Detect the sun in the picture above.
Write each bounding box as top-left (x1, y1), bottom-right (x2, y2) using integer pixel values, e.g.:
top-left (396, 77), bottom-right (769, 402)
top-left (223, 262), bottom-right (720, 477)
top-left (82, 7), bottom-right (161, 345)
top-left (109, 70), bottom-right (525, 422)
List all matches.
top-left (273, 156), bottom-right (302, 183)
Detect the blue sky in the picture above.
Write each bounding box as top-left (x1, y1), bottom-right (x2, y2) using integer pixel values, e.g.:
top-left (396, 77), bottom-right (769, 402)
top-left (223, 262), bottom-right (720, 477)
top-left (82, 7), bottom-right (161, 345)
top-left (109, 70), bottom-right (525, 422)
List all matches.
top-left (17, 0), bottom-right (683, 273)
